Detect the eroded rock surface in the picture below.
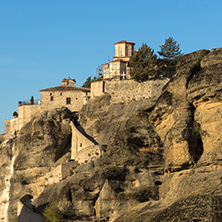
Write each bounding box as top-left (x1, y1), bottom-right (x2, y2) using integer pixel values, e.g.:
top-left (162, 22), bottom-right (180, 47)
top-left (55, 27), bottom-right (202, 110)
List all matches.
top-left (7, 107), bottom-right (72, 222)
top-left (3, 47), bottom-right (222, 221)
top-left (187, 48), bottom-right (222, 166)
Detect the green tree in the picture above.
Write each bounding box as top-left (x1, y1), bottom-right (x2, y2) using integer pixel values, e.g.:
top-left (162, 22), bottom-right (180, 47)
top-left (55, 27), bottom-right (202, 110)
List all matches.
top-left (158, 37), bottom-right (183, 59)
top-left (158, 37), bottom-right (183, 76)
top-left (82, 76), bottom-right (98, 88)
top-left (13, 111), bottom-right (18, 118)
top-left (43, 201), bottom-right (63, 222)
top-left (129, 43), bottom-right (158, 81)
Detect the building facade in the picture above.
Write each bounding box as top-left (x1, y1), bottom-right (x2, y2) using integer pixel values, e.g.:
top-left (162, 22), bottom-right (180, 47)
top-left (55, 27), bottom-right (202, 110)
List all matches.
top-left (40, 79), bottom-right (90, 113)
top-left (103, 40), bottom-right (135, 80)
top-left (4, 78), bottom-right (90, 133)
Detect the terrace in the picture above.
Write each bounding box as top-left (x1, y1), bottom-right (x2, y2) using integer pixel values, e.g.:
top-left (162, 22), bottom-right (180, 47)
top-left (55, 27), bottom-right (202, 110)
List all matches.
top-left (18, 99), bottom-right (40, 106)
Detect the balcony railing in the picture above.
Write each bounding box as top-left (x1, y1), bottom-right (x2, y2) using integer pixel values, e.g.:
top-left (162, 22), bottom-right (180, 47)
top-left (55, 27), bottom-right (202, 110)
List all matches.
top-left (18, 100), bottom-right (40, 106)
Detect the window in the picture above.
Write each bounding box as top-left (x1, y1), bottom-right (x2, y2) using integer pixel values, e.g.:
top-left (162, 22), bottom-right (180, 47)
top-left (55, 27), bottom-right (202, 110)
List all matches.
top-left (60, 93), bottom-right (62, 96)
top-left (50, 96), bottom-right (53, 101)
top-left (66, 97), bottom-right (71, 104)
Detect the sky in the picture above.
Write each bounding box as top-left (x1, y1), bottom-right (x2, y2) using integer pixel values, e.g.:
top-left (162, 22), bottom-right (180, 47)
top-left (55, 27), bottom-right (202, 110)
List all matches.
top-left (0, 0), bottom-right (222, 134)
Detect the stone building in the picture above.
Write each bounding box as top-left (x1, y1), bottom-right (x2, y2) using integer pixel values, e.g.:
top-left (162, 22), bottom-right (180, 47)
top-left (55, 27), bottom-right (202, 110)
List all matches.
top-left (40, 78), bottom-right (90, 113)
top-left (4, 78), bottom-right (91, 133)
top-left (102, 40), bottom-right (135, 80)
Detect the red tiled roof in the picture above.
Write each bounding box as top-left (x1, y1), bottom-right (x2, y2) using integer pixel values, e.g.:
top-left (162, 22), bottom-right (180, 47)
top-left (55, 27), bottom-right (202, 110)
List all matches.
top-left (40, 85), bottom-right (90, 92)
top-left (114, 40), bottom-right (135, 45)
top-left (62, 78), bottom-right (76, 82)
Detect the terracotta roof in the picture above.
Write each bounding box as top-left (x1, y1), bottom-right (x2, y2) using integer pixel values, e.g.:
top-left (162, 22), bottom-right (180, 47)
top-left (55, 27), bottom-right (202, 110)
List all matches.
top-left (62, 78), bottom-right (76, 82)
top-left (40, 85), bottom-right (90, 92)
top-left (114, 40), bottom-right (135, 45)
top-left (102, 59), bottom-right (126, 66)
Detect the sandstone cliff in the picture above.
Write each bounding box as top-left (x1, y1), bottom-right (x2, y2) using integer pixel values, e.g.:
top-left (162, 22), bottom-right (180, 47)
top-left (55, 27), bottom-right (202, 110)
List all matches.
top-left (2, 47), bottom-right (222, 221)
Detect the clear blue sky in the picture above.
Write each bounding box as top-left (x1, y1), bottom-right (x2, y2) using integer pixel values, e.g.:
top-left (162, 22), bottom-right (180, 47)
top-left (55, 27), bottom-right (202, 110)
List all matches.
top-left (0, 0), bottom-right (222, 134)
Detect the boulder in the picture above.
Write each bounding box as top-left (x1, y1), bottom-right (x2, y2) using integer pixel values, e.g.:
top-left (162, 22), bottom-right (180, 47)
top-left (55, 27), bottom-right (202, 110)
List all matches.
top-left (13, 107), bottom-right (72, 170)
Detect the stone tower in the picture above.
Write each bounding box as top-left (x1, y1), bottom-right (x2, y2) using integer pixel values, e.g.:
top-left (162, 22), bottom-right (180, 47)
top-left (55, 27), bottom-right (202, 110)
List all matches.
top-left (103, 40), bottom-right (135, 80)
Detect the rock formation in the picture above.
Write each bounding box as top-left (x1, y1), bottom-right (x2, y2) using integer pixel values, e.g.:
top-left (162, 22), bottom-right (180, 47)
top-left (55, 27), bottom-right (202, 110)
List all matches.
top-left (1, 107), bottom-right (72, 222)
top-left (2, 47), bottom-right (222, 221)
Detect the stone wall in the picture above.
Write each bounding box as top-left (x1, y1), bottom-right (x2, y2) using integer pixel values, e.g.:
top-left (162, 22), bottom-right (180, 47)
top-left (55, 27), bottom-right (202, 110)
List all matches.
top-left (4, 88), bottom-right (89, 133)
top-left (91, 78), bottom-right (170, 103)
top-left (70, 121), bottom-right (96, 159)
top-left (45, 162), bottom-right (77, 185)
top-left (4, 119), bottom-right (12, 133)
top-left (91, 81), bottom-right (105, 98)
top-left (17, 105), bottom-right (41, 130)
top-left (40, 90), bottom-right (90, 112)
top-left (75, 145), bottom-right (103, 164)
top-left (4, 105), bottom-right (41, 133)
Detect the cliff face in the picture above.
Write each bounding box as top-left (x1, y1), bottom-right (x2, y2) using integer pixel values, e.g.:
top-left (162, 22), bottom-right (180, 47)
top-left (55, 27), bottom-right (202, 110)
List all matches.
top-left (1, 107), bottom-right (72, 222)
top-left (2, 47), bottom-right (222, 221)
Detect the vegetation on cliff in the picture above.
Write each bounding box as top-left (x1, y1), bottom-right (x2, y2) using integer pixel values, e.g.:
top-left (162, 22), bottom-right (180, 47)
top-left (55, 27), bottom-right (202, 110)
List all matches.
top-left (129, 43), bottom-right (158, 81)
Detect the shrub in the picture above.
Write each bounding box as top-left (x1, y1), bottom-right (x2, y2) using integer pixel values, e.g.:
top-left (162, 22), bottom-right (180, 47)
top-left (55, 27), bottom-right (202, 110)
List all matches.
top-left (69, 170), bottom-right (73, 176)
top-left (13, 111), bottom-right (18, 118)
top-left (43, 201), bottom-right (64, 222)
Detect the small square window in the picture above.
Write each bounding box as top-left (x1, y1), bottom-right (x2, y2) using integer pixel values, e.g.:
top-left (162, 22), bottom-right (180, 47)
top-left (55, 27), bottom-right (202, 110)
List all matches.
top-left (60, 93), bottom-right (62, 96)
top-left (50, 96), bottom-right (53, 101)
top-left (66, 97), bottom-right (71, 104)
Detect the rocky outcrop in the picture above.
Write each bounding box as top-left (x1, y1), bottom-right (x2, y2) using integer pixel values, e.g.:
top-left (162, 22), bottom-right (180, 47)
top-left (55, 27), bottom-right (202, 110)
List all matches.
top-left (149, 50), bottom-right (209, 171)
top-left (6, 107), bottom-right (72, 222)
top-left (113, 48), bottom-right (222, 221)
top-left (13, 107), bottom-right (72, 170)
top-left (4, 47), bottom-right (222, 221)
top-left (34, 159), bottom-right (162, 221)
top-left (187, 48), bottom-right (222, 166)
top-left (80, 94), bottom-right (163, 157)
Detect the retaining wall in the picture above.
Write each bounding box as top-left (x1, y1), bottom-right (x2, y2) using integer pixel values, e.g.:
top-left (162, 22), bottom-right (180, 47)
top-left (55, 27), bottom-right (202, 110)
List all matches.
top-left (45, 161), bottom-right (78, 185)
top-left (75, 145), bottom-right (103, 164)
top-left (4, 105), bottom-right (41, 134)
top-left (91, 78), bottom-right (170, 103)
top-left (70, 121), bottom-right (96, 159)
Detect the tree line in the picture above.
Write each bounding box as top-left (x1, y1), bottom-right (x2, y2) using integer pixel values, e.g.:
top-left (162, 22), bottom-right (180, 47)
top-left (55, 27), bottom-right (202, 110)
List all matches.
top-left (129, 37), bottom-right (183, 81)
top-left (82, 37), bottom-right (183, 87)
